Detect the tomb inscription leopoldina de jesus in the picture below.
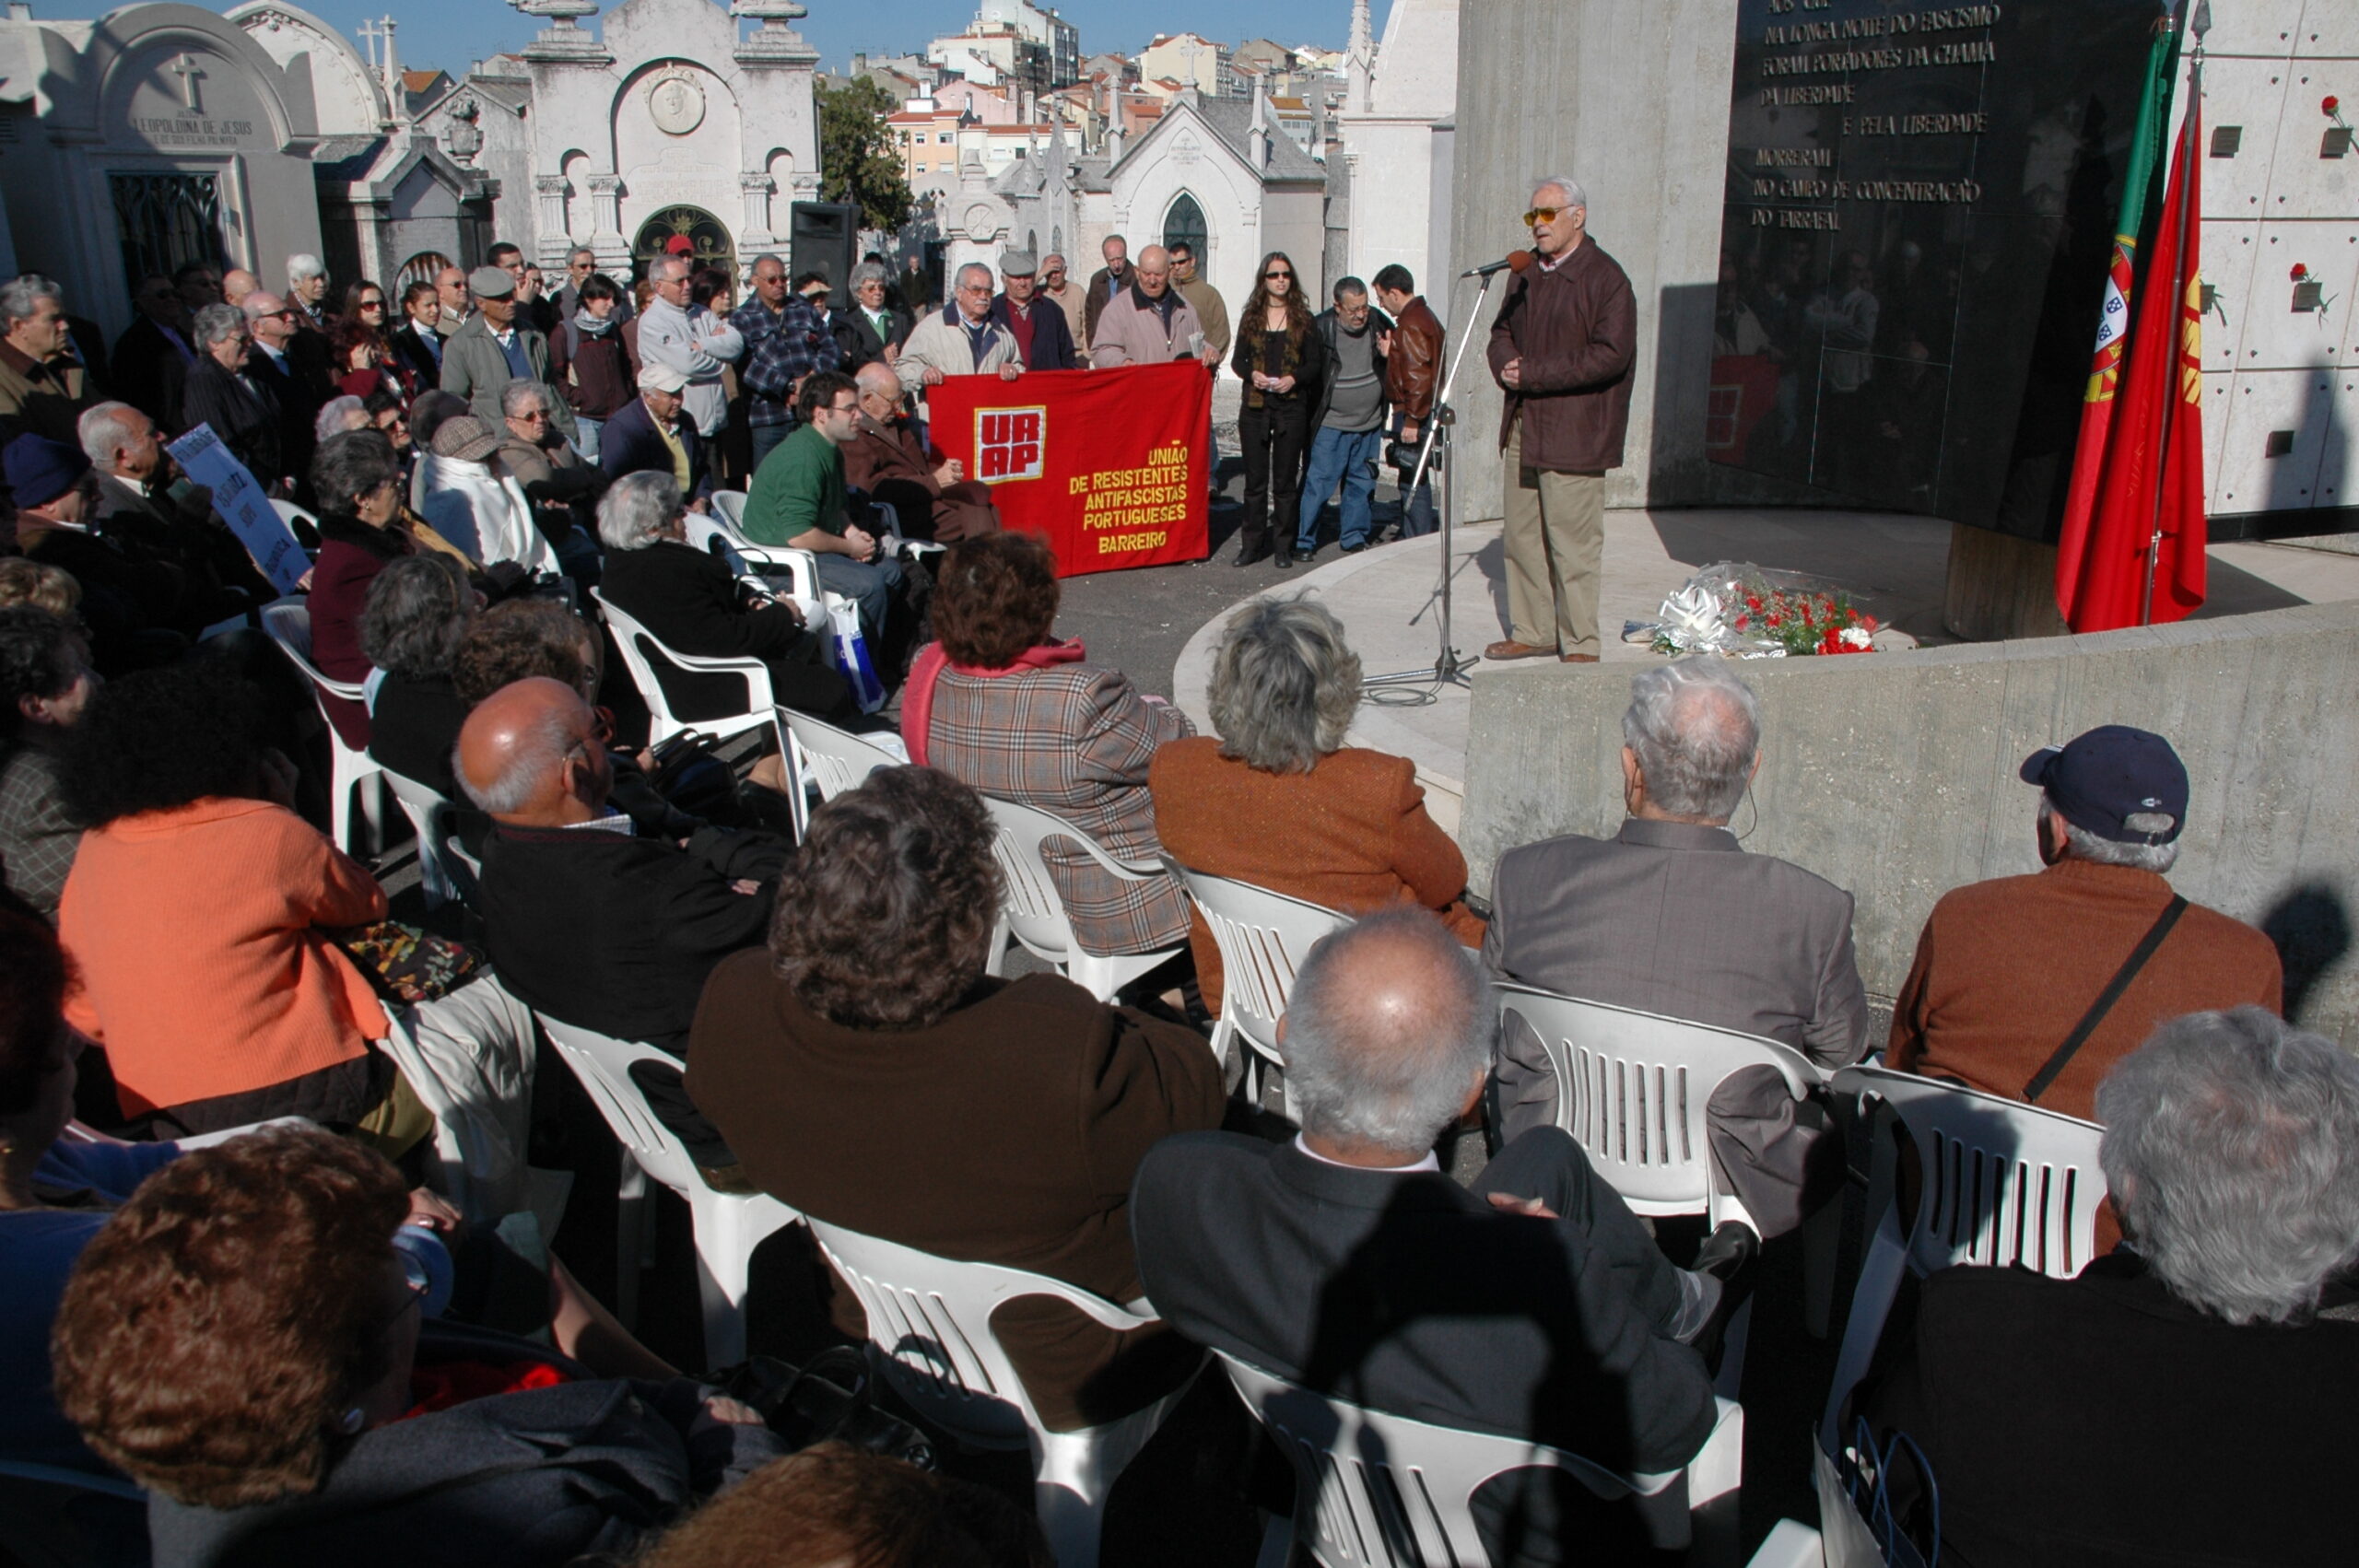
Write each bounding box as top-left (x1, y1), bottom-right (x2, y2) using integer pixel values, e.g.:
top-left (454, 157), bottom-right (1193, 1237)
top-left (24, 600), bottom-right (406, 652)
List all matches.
top-left (1712, 0), bottom-right (2160, 537)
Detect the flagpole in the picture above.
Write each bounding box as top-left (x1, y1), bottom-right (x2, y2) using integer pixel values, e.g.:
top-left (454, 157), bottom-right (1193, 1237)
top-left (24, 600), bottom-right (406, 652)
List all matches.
top-left (2142, 8), bottom-right (2206, 626)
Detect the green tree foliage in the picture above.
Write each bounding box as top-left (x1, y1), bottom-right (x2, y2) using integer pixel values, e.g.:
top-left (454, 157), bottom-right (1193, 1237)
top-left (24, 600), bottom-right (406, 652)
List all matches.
top-left (816, 76), bottom-right (914, 231)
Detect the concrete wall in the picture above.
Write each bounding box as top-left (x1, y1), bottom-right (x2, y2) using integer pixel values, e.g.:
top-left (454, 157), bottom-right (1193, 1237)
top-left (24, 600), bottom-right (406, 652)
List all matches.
top-left (1446, 0), bottom-right (1737, 519)
top-left (1458, 600), bottom-right (2359, 1046)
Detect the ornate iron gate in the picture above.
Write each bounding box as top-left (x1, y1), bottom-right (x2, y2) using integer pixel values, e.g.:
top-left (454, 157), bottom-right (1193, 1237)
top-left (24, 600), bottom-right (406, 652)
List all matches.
top-left (110, 172), bottom-right (228, 287)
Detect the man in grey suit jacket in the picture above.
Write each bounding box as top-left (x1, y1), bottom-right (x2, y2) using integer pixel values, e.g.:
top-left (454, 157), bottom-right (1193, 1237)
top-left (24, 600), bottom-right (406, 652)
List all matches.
top-left (1133, 907), bottom-right (1739, 1563)
top-left (440, 265), bottom-right (578, 446)
top-left (1485, 659), bottom-right (1870, 1239)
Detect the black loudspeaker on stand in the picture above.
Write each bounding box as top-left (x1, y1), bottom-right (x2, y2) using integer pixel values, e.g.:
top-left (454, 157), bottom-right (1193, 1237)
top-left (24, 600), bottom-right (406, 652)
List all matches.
top-left (788, 202), bottom-right (860, 295)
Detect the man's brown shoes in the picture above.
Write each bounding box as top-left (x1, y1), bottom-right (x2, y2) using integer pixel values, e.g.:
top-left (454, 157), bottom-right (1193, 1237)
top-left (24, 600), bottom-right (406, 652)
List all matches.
top-left (1483, 639), bottom-right (1555, 661)
top-left (1560, 652), bottom-right (1600, 663)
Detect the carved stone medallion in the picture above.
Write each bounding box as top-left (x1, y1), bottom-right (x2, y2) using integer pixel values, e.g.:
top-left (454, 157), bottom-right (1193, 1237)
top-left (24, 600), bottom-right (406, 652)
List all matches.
top-left (648, 74), bottom-right (706, 136)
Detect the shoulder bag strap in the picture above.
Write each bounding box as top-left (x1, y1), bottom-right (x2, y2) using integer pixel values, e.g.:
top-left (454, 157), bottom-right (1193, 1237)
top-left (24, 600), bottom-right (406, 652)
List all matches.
top-left (2024, 895), bottom-right (2189, 1104)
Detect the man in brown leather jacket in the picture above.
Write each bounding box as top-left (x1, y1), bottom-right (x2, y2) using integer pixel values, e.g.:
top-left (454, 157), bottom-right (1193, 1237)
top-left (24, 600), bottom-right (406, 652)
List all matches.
top-left (1485, 177), bottom-right (1636, 664)
top-left (842, 363), bottom-right (1000, 542)
top-left (1374, 265), bottom-right (1442, 538)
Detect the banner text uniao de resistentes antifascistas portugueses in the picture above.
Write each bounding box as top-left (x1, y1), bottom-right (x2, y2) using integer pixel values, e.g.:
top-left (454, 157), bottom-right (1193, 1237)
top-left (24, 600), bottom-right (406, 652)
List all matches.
top-left (922, 360), bottom-right (1211, 578)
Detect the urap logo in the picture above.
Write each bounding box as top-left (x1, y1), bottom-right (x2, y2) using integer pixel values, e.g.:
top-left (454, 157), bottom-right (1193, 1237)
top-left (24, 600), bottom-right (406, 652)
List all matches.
top-left (974, 406), bottom-right (1048, 483)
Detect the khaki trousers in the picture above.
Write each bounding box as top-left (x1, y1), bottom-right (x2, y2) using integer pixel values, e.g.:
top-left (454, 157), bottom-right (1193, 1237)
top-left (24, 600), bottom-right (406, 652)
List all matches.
top-left (1501, 416), bottom-right (1605, 657)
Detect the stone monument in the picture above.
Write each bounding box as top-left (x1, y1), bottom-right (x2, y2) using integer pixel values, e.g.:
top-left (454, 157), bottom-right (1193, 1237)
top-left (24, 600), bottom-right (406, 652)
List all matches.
top-left (0, 2), bottom-right (326, 339)
top-left (506, 0), bottom-right (820, 282)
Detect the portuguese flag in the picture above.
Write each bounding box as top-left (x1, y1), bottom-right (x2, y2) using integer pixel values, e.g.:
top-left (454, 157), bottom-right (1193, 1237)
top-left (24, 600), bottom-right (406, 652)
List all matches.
top-left (2056, 19), bottom-right (2206, 631)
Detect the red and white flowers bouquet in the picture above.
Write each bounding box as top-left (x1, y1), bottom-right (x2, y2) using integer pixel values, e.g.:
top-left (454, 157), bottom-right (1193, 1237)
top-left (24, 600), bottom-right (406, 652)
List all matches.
top-left (1640, 562), bottom-right (1881, 659)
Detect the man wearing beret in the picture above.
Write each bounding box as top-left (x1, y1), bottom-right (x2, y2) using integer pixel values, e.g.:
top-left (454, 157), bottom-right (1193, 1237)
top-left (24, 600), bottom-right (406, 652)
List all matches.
top-left (440, 263), bottom-right (578, 448)
top-left (1889, 725), bottom-right (2283, 1122)
top-left (6, 435), bottom-right (184, 673)
top-left (990, 252), bottom-right (1078, 371)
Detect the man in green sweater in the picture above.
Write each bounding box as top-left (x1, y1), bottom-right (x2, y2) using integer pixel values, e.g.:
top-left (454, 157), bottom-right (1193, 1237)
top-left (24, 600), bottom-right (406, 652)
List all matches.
top-left (740, 369), bottom-right (905, 641)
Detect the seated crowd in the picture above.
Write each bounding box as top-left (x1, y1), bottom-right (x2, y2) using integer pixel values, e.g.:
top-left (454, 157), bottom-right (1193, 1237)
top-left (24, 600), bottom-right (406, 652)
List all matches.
top-left (0, 253), bottom-right (2342, 1568)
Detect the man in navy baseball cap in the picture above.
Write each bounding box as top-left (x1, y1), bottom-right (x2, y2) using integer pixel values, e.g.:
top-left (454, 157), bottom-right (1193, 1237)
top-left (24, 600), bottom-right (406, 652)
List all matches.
top-left (1886, 720), bottom-right (2281, 1122)
top-left (2018, 724), bottom-right (2189, 847)
top-left (5, 431), bottom-right (92, 514)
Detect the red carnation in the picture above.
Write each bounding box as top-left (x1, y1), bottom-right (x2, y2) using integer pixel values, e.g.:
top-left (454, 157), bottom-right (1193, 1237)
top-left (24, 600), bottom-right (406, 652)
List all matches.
top-left (2293, 263), bottom-right (2310, 282)
top-left (2326, 95), bottom-right (2341, 115)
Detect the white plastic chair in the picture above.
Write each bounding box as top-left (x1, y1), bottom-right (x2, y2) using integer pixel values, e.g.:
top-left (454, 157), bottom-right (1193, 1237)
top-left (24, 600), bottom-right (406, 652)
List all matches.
top-left (1496, 988), bottom-right (1824, 1399)
top-left (536, 1013), bottom-right (802, 1365)
top-left (723, 485), bottom-right (931, 562)
top-left (590, 586), bottom-right (778, 750)
top-left (708, 487), bottom-right (756, 540)
top-left (686, 505), bottom-right (826, 618)
top-left (805, 1218), bottom-right (1196, 1568)
top-left (775, 708), bottom-right (908, 838)
top-left (1216, 1352), bottom-right (1743, 1568)
top-left (980, 794), bottom-right (1187, 1003)
top-left (1494, 986), bottom-right (1823, 1237)
top-left (269, 497), bottom-right (319, 540)
top-left (1167, 865), bottom-right (1347, 1109)
top-left (372, 1003), bottom-right (534, 1224)
top-left (259, 596), bottom-right (385, 856)
top-left (380, 769), bottom-right (476, 909)
top-left (1818, 1064), bottom-right (2107, 1449)
top-left (1747, 1520), bottom-right (1825, 1567)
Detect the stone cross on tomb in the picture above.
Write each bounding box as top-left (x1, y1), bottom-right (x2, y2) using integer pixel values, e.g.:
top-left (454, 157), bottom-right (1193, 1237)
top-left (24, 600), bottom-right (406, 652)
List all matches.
top-left (169, 53), bottom-right (205, 114)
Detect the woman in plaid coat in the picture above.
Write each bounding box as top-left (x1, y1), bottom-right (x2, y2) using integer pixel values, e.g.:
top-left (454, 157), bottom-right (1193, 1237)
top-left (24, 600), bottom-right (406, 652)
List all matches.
top-left (902, 534), bottom-right (1194, 957)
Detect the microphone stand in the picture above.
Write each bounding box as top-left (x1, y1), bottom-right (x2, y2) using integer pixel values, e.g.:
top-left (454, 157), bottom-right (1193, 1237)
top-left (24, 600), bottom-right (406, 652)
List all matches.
top-left (1366, 264), bottom-right (1505, 693)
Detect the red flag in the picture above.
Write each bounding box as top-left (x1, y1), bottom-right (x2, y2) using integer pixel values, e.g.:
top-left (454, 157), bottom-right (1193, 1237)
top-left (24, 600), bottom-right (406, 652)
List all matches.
top-left (2056, 82), bottom-right (2207, 632)
top-left (2056, 24), bottom-right (2180, 556)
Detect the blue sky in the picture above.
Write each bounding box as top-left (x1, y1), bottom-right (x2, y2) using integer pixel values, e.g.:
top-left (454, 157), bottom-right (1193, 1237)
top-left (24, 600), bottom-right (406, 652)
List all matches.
top-left (266, 1), bottom-right (1356, 78)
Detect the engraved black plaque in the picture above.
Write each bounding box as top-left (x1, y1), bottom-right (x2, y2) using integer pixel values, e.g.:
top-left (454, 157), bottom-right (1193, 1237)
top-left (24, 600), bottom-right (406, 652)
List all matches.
top-left (1710, 0), bottom-right (2161, 536)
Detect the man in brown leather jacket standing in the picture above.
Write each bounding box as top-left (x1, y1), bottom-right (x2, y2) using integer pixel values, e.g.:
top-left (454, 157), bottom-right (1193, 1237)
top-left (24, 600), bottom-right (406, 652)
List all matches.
top-left (1485, 177), bottom-right (1636, 663)
top-left (1374, 265), bottom-right (1442, 538)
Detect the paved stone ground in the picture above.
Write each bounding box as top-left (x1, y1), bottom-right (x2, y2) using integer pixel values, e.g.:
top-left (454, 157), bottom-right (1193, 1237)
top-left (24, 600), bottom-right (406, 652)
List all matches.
top-left (1056, 380), bottom-right (1427, 697)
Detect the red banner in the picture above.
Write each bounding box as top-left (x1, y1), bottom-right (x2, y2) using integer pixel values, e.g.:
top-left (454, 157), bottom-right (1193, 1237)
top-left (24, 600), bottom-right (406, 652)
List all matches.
top-left (922, 360), bottom-right (1211, 577)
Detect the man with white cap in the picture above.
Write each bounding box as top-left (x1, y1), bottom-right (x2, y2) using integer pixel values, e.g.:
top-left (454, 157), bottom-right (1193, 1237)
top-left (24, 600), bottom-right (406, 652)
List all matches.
top-left (596, 362), bottom-right (710, 511)
top-left (1890, 724), bottom-right (2284, 1122)
top-left (440, 263), bottom-right (577, 447)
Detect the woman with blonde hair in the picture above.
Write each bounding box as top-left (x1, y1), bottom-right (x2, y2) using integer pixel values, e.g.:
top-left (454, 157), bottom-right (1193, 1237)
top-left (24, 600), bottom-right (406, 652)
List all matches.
top-left (0, 558), bottom-right (78, 615)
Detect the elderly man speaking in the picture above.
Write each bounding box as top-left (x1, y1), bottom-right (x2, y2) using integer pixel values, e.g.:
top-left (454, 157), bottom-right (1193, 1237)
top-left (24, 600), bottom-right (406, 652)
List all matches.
top-left (1486, 174), bottom-right (1637, 665)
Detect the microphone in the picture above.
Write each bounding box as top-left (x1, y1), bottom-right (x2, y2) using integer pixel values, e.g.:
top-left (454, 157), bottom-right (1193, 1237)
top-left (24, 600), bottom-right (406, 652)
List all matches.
top-left (1461, 251), bottom-right (1534, 279)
